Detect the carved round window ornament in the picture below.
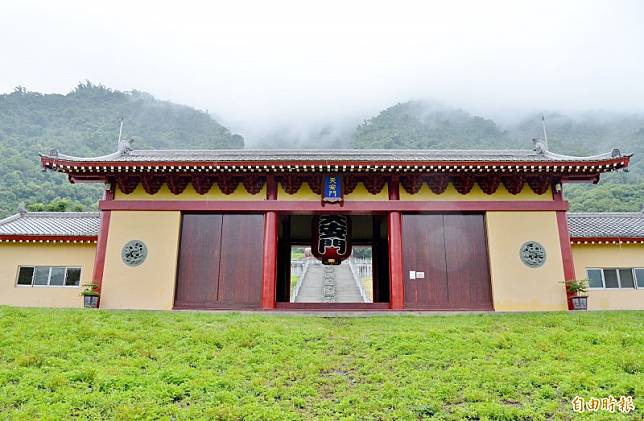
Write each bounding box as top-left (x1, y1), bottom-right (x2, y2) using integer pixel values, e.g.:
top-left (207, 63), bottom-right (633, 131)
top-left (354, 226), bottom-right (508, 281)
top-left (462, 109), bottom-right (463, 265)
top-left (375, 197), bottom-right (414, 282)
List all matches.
top-left (520, 241), bottom-right (546, 268)
top-left (121, 240), bottom-right (148, 267)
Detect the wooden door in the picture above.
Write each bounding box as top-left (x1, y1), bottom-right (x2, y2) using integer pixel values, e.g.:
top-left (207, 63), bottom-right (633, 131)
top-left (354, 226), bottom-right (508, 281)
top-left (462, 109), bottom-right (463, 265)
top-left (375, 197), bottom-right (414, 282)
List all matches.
top-left (175, 214), bottom-right (223, 307)
top-left (217, 214), bottom-right (264, 306)
top-left (402, 214), bottom-right (448, 308)
top-left (175, 213), bottom-right (264, 309)
top-left (402, 214), bottom-right (492, 310)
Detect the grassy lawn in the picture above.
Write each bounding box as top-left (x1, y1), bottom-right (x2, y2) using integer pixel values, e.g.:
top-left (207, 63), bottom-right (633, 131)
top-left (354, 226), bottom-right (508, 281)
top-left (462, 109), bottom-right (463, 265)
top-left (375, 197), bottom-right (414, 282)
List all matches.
top-left (0, 307), bottom-right (641, 420)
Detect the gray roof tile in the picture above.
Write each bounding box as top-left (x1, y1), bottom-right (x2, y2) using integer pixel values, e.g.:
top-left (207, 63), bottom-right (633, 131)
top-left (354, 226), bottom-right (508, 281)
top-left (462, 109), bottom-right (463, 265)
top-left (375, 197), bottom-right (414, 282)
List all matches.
top-left (47, 147), bottom-right (626, 164)
top-left (0, 212), bottom-right (100, 237)
top-left (568, 212), bottom-right (644, 239)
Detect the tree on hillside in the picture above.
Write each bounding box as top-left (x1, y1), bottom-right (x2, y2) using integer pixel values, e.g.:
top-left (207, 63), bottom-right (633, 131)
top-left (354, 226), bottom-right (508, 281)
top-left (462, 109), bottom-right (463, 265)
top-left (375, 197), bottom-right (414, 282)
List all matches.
top-left (0, 83), bottom-right (244, 218)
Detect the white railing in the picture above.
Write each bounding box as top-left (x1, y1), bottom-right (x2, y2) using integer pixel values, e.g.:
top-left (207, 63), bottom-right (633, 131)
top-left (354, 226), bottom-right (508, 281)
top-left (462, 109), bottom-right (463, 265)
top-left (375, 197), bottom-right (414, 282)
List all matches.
top-left (350, 258), bottom-right (372, 280)
top-left (347, 258), bottom-right (370, 303)
top-left (290, 258), bottom-right (314, 302)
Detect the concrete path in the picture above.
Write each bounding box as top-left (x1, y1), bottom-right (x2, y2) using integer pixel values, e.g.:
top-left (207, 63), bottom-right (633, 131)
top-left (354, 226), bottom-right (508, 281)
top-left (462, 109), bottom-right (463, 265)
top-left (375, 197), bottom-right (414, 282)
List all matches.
top-left (294, 262), bottom-right (365, 303)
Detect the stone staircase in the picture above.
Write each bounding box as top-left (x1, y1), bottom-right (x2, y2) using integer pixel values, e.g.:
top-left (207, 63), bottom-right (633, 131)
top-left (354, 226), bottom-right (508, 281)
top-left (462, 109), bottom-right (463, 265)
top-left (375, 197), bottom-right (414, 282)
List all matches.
top-left (293, 261), bottom-right (365, 303)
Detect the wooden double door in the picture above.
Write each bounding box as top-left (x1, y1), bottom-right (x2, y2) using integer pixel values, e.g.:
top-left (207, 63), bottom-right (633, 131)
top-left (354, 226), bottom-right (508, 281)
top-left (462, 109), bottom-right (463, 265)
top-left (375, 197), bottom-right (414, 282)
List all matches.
top-left (402, 214), bottom-right (493, 310)
top-left (174, 214), bottom-right (264, 309)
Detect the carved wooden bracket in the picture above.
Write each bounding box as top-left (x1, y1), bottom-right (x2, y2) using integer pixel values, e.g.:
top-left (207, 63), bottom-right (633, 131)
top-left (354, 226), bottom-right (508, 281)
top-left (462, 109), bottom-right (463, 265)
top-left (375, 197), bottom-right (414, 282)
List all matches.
top-left (217, 174), bottom-right (240, 195)
top-left (242, 175), bottom-right (265, 195)
top-left (362, 175), bottom-right (386, 195)
top-left (305, 174), bottom-right (323, 195)
top-left (426, 174), bottom-right (449, 194)
top-left (116, 175), bottom-right (140, 194)
top-left (527, 175), bottom-right (550, 195)
top-left (342, 175), bottom-right (358, 194)
top-left (477, 174), bottom-right (501, 195)
top-left (141, 174), bottom-right (165, 195)
top-left (452, 175), bottom-right (476, 195)
top-left (400, 175), bottom-right (423, 194)
top-left (502, 175), bottom-right (524, 195)
top-left (192, 174), bottom-right (216, 195)
top-left (280, 175), bottom-right (303, 195)
top-left (167, 175), bottom-right (191, 195)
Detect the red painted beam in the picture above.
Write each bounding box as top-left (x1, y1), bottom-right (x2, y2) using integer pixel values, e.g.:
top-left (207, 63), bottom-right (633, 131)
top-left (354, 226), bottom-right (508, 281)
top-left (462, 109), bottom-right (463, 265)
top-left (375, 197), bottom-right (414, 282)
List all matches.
top-left (388, 211), bottom-right (404, 310)
top-left (100, 199), bottom-right (568, 213)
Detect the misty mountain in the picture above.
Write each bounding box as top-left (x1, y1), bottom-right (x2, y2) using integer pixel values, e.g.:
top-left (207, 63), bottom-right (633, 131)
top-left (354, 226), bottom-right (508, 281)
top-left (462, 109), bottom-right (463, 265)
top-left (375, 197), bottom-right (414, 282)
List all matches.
top-left (0, 82), bottom-right (243, 217)
top-left (351, 101), bottom-right (643, 212)
top-left (352, 101), bottom-right (514, 150)
top-left (0, 87), bottom-right (641, 217)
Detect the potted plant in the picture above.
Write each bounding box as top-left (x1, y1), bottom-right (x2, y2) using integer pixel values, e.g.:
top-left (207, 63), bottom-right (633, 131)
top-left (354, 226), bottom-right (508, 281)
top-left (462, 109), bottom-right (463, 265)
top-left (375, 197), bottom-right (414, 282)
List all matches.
top-left (81, 283), bottom-right (100, 308)
top-left (563, 279), bottom-right (589, 310)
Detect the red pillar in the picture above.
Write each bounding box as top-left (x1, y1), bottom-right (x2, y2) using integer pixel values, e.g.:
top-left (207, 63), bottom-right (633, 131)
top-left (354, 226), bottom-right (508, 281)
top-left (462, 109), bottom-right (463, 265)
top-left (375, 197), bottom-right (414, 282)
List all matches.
top-left (261, 177), bottom-right (278, 309)
top-left (553, 186), bottom-right (576, 310)
top-left (92, 185), bottom-right (114, 298)
top-left (388, 176), bottom-right (405, 310)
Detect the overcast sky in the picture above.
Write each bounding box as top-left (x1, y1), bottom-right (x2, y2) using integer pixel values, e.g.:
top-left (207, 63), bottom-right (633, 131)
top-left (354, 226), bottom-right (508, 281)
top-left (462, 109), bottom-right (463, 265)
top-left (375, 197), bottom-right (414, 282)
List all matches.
top-left (2, 0), bottom-right (644, 141)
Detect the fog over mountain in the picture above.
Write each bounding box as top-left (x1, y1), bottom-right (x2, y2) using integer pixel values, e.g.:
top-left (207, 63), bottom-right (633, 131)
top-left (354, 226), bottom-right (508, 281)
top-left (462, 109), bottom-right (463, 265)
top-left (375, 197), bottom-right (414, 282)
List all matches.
top-left (2, 1), bottom-right (644, 144)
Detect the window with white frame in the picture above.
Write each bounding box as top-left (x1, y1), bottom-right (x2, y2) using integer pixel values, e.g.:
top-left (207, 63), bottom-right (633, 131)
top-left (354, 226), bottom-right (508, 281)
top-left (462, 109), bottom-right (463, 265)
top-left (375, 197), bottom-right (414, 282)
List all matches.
top-left (16, 266), bottom-right (81, 287)
top-left (586, 268), bottom-right (643, 289)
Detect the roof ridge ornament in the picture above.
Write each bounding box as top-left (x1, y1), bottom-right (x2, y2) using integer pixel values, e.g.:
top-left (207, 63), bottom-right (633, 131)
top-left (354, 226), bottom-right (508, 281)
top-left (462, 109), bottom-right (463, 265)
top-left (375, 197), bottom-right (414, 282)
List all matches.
top-left (116, 117), bottom-right (133, 155)
top-left (17, 203), bottom-right (27, 216)
top-left (117, 137), bottom-right (134, 155)
top-left (532, 138), bottom-right (548, 154)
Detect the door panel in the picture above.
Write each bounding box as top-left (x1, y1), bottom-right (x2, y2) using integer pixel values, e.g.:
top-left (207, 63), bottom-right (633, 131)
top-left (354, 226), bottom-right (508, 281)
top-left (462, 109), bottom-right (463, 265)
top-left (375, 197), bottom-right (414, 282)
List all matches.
top-left (402, 213), bottom-right (492, 310)
top-left (175, 214), bottom-right (223, 306)
top-left (444, 214), bottom-right (492, 309)
top-left (217, 214), bottom-right (264, 306)
top-left (175, 214), bottom-right (264, 309)
top-left (402, 214), bottom-right (448, 309)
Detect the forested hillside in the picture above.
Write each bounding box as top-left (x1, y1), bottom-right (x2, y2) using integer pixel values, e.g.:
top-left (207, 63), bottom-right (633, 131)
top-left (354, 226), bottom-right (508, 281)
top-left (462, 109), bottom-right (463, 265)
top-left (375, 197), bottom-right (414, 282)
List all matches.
top-left (0, 83), bottom-right (243, 217)
top-left (1, 88), bottom-right (641, 217)
top-left (352, 102), bottom-right (644, 212)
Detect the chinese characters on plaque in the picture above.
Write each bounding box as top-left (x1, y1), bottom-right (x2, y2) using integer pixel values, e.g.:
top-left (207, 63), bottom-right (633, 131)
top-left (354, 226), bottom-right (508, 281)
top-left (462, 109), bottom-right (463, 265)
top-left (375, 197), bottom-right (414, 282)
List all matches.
top-left (322, 175), bottom-right (342, 204)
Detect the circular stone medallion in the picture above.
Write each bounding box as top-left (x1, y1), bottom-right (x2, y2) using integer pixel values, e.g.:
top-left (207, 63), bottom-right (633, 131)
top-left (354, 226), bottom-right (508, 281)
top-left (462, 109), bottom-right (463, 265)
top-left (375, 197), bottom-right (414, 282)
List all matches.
top-left (519, 241), bottom-right (546, 268)
top-left (121, 240), bottom-right (148, 267)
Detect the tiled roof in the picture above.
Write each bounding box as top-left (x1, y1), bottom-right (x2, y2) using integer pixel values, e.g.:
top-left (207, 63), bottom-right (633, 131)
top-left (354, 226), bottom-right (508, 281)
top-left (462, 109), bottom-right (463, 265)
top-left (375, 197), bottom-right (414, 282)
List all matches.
top-left (0, 212), bottom-right (100, 237)
top-left (45, 146), bottom-right (626, 164)
top-left (568, 213), bottom-right (644, 239)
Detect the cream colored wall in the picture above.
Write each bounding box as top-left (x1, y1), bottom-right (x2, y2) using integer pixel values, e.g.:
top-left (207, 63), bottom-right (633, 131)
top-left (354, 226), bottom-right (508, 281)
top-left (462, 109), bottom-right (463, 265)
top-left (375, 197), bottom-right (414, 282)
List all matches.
top-left (400, 184), bottom-right (552, 201)
top-left (572, 243), bottom-right (644, 310)
top-left (115, 184), bottom-right (266, 201)
top-left (101, 211), bottom-right (181, 310)
top-left (279, 183), bottom-right (319, 201)
top-left (486, 211), bottom-right (568, 311)
top-left (0, 243), bottom-right (96, 308)
top-left (346, 183), bottom-right (389, 201)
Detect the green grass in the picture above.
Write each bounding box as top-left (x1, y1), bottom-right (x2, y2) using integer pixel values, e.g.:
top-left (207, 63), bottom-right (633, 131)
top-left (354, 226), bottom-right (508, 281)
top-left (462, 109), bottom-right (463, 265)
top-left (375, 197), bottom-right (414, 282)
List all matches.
top-left (0, 307), bottom-right (641, 420)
